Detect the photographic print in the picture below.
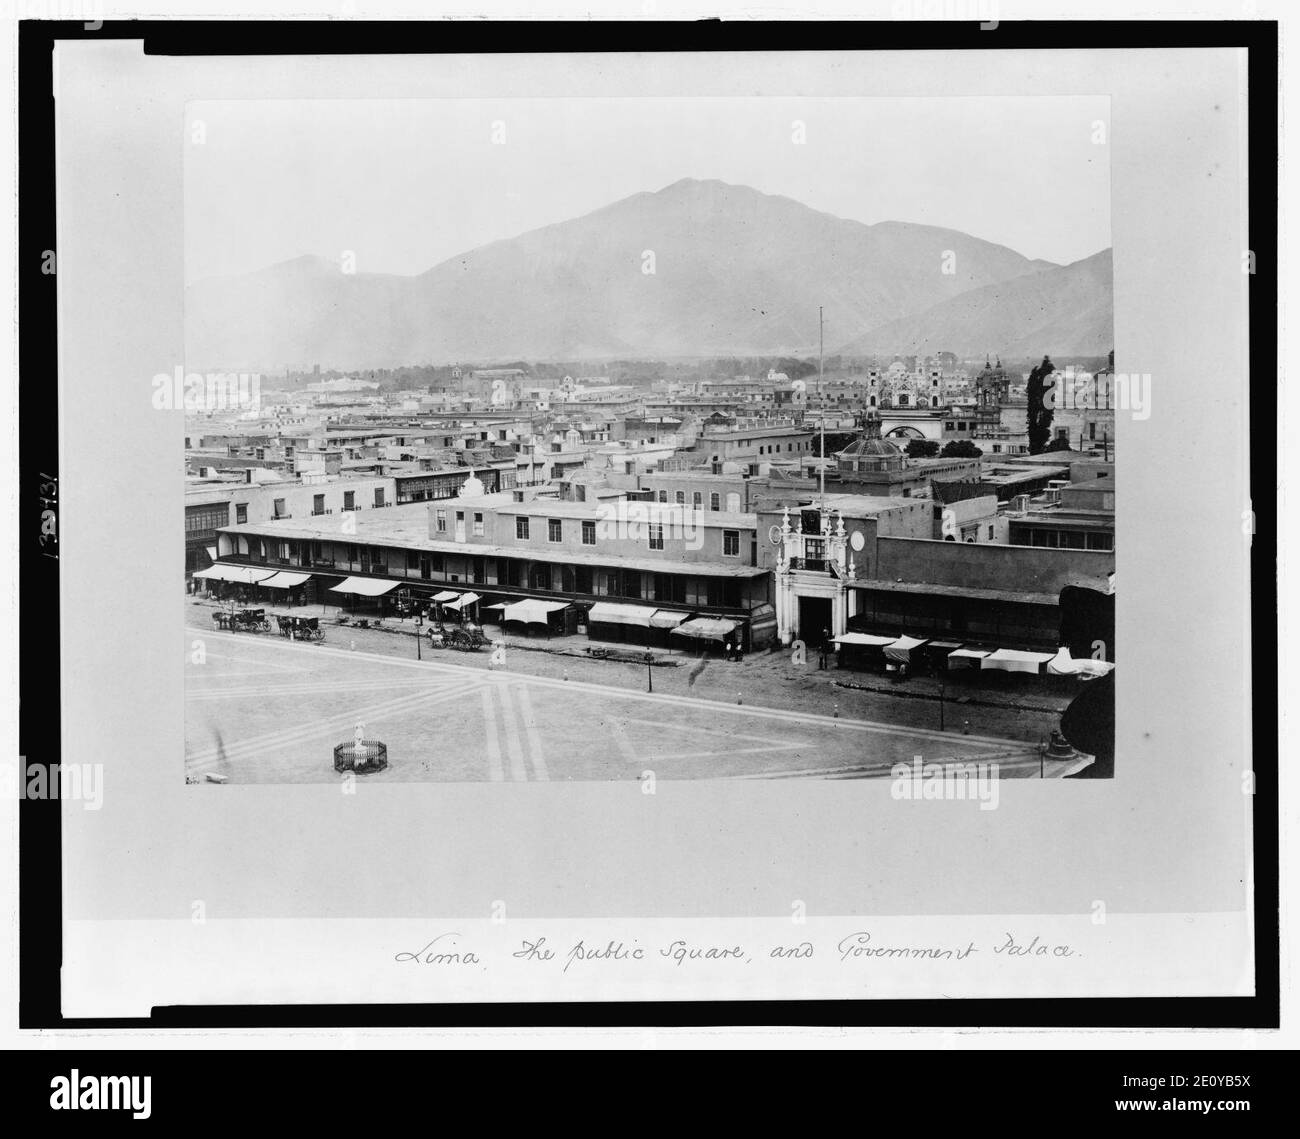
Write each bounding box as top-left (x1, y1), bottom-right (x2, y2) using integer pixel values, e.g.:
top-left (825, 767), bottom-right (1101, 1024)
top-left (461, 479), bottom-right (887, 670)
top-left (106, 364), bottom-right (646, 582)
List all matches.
top-left (41, 31), bottom-right (1259, 1019)
top-left (180, 95), bottom-right (1118, 787)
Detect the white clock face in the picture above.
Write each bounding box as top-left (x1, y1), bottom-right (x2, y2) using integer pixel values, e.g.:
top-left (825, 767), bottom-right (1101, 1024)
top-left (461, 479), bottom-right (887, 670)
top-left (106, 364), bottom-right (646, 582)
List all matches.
top-left (768, 524), bottom-right (783, 546)
top-left (850, 530), bottom-right (866, 552)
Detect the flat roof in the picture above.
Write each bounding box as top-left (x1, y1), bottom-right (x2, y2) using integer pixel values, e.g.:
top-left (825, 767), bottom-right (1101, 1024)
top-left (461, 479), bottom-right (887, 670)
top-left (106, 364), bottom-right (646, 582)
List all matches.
top-left (220, 510), bottom-right (764, 578)
top-left (850, 578), bottom-right (1060, 606)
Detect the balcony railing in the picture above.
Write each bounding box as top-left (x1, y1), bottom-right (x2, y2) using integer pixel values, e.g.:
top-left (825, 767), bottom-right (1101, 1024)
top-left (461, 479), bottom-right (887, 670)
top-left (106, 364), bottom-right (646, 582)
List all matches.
top-left (788, 557), bottom-right (828, 572)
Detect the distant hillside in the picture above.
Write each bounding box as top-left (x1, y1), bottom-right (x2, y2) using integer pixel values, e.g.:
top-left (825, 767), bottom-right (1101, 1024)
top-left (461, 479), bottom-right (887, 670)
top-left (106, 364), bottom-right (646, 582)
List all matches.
top-left (837, 248), bottom-right (1114, 359)
top-left (185, 178), bottom-right (1083, 370)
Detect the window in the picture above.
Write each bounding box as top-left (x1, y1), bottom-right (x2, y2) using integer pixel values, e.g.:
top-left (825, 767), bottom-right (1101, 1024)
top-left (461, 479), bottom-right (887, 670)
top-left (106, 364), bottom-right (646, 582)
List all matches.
top-left (313, 494), bottom-right (325, 516)
top-left (988, 525), bottom-right (995, 540)
top-left (675, 492), bottom-right (685, 505)
top-left (693, 492), bottom-right (703, 510)
top-left (374, 487), bottom-right (385, 507)
top-left (473, 513), bottom-right (484, 537)
top-left (235, 503), bottom-right (248, 524)
top-left (710, 493), bottom-right (720, 511)
top-left (272, 498), bottom-right (286, 519)
top-left (343, 490), bottom-right (355, 511)
top-left (723, 530), bottom-right (740, 557)
top-left (547, 518), bottom-right (562, 542)
top-left (581, 520), bottom-right (596, 545)
top-left (435, 509), bottom-right (447, 533)
top-left (516, 517), bottom-right (530, 540)
top-left (648, 524), bottom-right (664, 551)
top-left (659, 490), bottom-right (668, 503)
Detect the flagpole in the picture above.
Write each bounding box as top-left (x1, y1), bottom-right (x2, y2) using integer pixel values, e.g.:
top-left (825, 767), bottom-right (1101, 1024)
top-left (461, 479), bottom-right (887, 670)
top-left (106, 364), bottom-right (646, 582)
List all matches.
top-left (818, 305), bottom-right (825, 512)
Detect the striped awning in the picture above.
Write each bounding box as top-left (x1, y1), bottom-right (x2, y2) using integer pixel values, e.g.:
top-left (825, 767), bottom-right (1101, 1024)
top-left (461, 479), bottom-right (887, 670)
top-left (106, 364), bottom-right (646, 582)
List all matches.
top-left (260, 571), bottom-right (311, 589)
top-left (329, 576), bottom-right (399, 597)
top-left (194, 564), bottom-right (274, 584)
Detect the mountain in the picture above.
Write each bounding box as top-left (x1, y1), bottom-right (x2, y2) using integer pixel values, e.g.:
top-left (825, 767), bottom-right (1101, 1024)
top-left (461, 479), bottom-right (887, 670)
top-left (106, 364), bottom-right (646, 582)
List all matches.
top-left (184, 178), bottom-right (1096, 370)
top-left (837, 248), bottom-right (1114, 359)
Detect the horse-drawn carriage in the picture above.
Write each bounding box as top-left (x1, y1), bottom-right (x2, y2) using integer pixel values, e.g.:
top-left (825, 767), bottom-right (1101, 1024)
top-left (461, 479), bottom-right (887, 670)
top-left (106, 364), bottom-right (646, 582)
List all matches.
top-left (277, 614), bottom-right (325, 642)
top-left (214, 607), bottom-right (269, 632)
top-left (427, 621), bottom-right (488, 652)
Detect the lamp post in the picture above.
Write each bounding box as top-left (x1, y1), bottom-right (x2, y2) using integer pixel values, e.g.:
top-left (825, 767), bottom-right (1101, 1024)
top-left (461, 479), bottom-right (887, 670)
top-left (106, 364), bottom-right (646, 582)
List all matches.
top-left (415, 611), bottom-right (423, 661)
top-left (1039, 736), bottom-right (1047, 779)
top-left (645, 652), bottom-right (653, 693)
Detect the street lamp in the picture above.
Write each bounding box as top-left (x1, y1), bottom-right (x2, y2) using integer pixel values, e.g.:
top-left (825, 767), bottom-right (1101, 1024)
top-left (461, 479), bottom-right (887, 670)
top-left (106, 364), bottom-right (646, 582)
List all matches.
top-left (415, 611), bottom-right (423, 661)
top-left (645, 651), bottom-right (654, 693)
top-left (1039, 736), bottom-right (1048, 779)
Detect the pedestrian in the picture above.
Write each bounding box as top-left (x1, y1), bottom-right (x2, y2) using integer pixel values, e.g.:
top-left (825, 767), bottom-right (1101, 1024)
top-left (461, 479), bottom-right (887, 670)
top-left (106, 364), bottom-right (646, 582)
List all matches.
top-left (735, 644), bottom-right (744, 664)
top-left (818, 627), bottom-right (830, 670)
top-left (724, 641), bottom-right (733, 662)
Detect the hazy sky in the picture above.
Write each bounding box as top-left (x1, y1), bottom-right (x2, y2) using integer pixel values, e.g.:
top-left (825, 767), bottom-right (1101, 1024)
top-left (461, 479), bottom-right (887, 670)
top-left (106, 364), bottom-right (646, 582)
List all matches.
top-left (185, 96), bottom-right (1111, 285)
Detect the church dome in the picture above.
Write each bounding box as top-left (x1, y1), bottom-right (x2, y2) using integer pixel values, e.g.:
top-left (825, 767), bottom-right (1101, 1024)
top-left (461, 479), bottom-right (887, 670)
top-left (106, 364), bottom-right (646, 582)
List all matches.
top-left (837, 435), bottom-right (906, 473)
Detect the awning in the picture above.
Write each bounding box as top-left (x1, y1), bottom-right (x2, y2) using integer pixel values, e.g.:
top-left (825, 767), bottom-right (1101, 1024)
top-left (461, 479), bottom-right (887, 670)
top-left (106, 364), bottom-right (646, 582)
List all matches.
top-left (884, 634), bottom-right (929, 663)
top-left (1047, 647), bottom-right (1116, 678)
top-left (442, 591), bottom-right (482, 612)
top-left (648, 610), bottom-right (691, 629)
top-left (193, 564), bottom-right (274, 584)
top-left (205, 546), bottom-right (218, 560)
top-left (588, 602), bottom-right (656, 627)
top-left (502, 599), bottom-right (569, 625)
top-left (329, 576), bottom-right (399, 597)
top-left (431, 590), bottom-right (460, 603)
top-left (833, 632), bottom-right (897, 647)
top-left (947, 647), bottom-right (991, 669)
top-left (671, 617), bottom-right (738, 641)
top-left (981, 648), bottom-right (1055, 674)
top-left (260, 571), bottom-right (311, 589)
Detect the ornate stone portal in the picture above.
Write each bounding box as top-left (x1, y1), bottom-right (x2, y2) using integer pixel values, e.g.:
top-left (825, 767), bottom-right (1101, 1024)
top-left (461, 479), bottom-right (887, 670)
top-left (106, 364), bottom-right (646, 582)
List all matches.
top-left (774, 506), bottom-right (857, 646)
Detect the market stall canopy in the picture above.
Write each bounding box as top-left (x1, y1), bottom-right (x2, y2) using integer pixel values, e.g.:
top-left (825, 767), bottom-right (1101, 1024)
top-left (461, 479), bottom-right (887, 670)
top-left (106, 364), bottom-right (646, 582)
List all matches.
top-left (648, 610), bottom-right (691, 629)
top-left (260, 571), bottom-right (311, 589)
top-left (329, 576), bottom-right (398, 597)
top-left (947, 647), bottom-right (991, 669)
top-left (1046, 647), bottom-right (1116, 678)
top-left (588, 602), bottom-right (656, 627)
top-left (194, 564), bottom-right (274, 584)
top-left (884, 634), bottom-right (929, 663)
top-left (502, 599), bottom-right (569, 624)
top-left (981, 648), bottom-right (1055, 674)
top-left (833, 632), bottom-right (897, 647)
top-left (442, 591), bottom-right (482, 612)
top-left (671, 617), bottom-right (738, 641)
top-left (431, 591), bottom-right (460, 603)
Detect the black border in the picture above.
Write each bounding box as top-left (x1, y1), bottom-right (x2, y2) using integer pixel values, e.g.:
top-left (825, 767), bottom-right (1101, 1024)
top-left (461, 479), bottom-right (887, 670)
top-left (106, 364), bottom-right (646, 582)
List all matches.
top-left (18, 17), bottom-right (1279, 1031)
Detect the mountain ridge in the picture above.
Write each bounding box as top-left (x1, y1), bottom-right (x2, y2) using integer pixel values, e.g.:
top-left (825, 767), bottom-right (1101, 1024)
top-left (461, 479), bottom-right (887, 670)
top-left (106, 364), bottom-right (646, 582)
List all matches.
top-left (184, 178), bottom-right (1110, 370)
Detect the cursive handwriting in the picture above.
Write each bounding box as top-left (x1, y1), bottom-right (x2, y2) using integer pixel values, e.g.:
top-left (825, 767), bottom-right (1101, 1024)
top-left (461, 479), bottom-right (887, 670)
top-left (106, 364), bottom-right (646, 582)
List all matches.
top-left (394, 932), bottom-right (481, 966)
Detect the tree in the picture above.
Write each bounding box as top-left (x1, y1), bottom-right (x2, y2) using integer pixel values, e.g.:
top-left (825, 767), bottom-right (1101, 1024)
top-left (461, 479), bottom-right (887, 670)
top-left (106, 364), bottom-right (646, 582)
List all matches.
top-left (905, 438), bottom-right (940, 458)
top-left (1026, 354), bottom-right (1056, 454)
top-left (1044, 436), bottom-right (1073, 453)
top-left (940, 439), bottom-right (983, 458)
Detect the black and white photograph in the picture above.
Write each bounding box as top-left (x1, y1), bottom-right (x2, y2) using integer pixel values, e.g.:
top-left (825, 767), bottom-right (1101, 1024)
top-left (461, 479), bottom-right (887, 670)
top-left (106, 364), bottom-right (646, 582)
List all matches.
top-left (179, 94), bottom-right (1118, 786)
top-left (4, 3), bottom-right (1284, 1079)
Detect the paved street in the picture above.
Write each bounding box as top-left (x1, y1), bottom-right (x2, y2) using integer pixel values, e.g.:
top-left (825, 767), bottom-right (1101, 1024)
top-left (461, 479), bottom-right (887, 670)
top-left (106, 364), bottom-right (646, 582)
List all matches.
top-left (185, 618), bottom-right (1073, 783)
